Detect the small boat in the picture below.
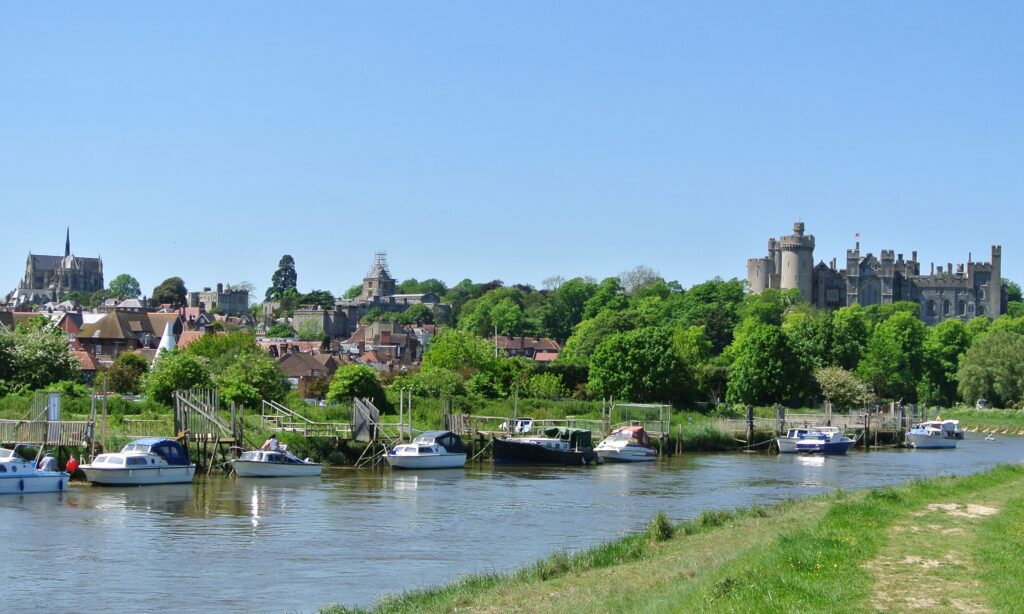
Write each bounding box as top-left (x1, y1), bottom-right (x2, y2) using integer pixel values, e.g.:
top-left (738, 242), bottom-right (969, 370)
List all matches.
top-left (81, 438), bottom-right (196, 485)
top-left (0, 446), bottom-right (70, 494)
top-left (905, 419), bottom-right (964, 449)
top-left (595, 426), bottom-right (658, 462)
top-left (794, 427), bottom-right (855, 455)
top-left (387, 430), bottom-right (467, 469)
top-left (776, 427), bottom-right (814, 454)
top-left (231, 446), bottom-right (322, 477)
top-left (493, 427), bottom-right (598, 466)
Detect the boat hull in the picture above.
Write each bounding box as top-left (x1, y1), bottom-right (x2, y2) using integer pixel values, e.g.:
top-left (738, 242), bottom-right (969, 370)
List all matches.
top-left (0, 472), bottom-right (70, 494)
top-left (81, 465), bottom-right (196, 485)
top-left (492, 438), bottom-right (597, 466)
top-left (795, 440), bottom-right (854, 455)
top-left (386, 453), bottom-right (466, 469)
top-left (906, 435), bottom-right (957, 449)
top-left (595, 446), bottom-right (657, 462)
top-left (231, 461), bottom-right (322, 477)
top-left (777, 437), bottom-right (801, 454)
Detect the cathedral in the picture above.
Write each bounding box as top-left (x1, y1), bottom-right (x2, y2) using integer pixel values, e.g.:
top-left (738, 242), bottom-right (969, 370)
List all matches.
top-left (11, 229), bottom-right (104, 306)
top-left (747, 222), bottom-right (1004, 325)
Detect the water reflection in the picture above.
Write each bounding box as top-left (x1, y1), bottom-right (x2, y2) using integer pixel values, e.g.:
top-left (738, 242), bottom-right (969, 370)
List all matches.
top-left (2, 436), bottom-right (1021, 612)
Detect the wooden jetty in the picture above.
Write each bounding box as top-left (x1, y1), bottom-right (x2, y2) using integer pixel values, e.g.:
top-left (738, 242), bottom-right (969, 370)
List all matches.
top-left (711, 402), bottom-right (913, 449)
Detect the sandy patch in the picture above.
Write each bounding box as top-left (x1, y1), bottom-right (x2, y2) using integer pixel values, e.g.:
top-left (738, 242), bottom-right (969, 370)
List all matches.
top-left (915, 503), bottom-right (1000, 519)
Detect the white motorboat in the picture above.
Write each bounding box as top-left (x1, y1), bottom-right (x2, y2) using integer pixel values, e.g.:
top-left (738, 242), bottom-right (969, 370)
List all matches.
top-left (905, 419), bottom-right (964, 449)
top-left (0, 446), bottom-right (70, 494)
top-left (794, 427), bottom-right (856, 455)
top-left (776, 427), bottom-right (814, 454)
top-left (386, 431), bottom-right (467, 469)
top-left (231, 447), bottom-right (322, 477)
top-left (81, 438), bottom-right (196, 485)
top-left (595, 426), bottom-right (658, 462)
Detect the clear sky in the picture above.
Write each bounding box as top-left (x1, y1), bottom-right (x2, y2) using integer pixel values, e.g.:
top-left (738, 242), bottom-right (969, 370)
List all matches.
top-left (2, 2), bottom-right (1021, 301)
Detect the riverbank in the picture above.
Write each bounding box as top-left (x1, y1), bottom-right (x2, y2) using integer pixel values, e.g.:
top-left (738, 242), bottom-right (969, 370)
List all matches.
top-left (323, 463), bottom-right (1024, 613)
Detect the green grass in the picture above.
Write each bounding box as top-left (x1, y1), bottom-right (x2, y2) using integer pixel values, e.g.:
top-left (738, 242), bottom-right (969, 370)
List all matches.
top-left (321, 464), bottom-right (1024, 614)
top-left (940, 408), bottom-right (1024, 432)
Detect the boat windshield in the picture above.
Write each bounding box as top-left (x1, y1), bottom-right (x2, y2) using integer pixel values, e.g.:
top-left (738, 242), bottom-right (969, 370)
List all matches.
top-left (121, 444), bottom-right (152, 454)
top-left (0, 448), bottom-right (18, 461)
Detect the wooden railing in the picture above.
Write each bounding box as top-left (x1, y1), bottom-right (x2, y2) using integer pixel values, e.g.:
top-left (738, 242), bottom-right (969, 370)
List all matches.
top-left (0, 419), bottom-right (93, 446)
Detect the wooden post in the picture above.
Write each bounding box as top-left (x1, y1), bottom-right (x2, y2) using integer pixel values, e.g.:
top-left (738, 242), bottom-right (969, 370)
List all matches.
top-left (777, 405), bottom-right (786, 437)
top-left (746, 405), bottom-right (754, 446)
top-left (863, 411), bottom-right (870, 450)
top-left (100, 379), bottom-right (108, 455)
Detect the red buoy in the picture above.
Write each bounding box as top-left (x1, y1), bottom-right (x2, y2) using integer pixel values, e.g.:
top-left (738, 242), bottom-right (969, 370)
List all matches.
top-left (66, 455), bottom-right (79, 474)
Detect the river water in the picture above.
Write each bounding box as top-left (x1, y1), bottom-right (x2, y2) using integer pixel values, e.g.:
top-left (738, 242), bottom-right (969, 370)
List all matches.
top-left (3, 435), bottom-right (1022, 611)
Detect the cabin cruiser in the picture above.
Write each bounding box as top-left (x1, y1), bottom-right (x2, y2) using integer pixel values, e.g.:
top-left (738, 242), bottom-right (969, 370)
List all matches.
top-left (0, 446), bottom-right (70, 494)
top-left (905, 419), bottom-right (964, 449)
top-left (776, 427), bottom-right (814, 454)
top-left (794, 427), bottom-right (855, 456)
top-left (81, 438), bottom-right (196, 485)
top-left (493, 427), bottom-right (598, 466)
top-left (386, 430), bottom-right (467, 469)
top-left (594, 426), bottom-right (658, 462)
top-left (231, 446), bottom-right (322, 477)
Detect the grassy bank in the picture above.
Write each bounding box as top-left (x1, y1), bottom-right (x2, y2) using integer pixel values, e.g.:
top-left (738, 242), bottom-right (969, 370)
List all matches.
top-left (323, 463), bottom-right (1024, 613)
top-left (940, 408), bottom-right (1024, 433)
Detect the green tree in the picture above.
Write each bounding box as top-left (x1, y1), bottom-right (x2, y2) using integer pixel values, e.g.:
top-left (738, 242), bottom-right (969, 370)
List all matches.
top-left (144, 351), bottom-right (213, 405)
top-left (814, 366), bottom-right (869, 411)
top-left (560, 310), bottom-right (639, 364)
top-left (267, 323), bottom-right (295, 337)
top-left (391, 368), bottom-right (467, 399)
top-left (918, 319), bottom-right (970, 407)
top-left (726, 322), bottom-right (807, 406)
top-left (343, 284), bottom-right (363, 299)
top-left (327, 365), bottom-right (386, 405)
top-left (583, 277), bottom-right (628, 319)
top-left (540, 278), bottom-right (597, 342)
top-left (490, 297), bottom-right (524, 336)
top-left (217, 351), bottom-right (288, 407)
top-left (589, 327), bottom-right (690, 404)
top-left (296, 319), bottom-right (325, 341)
top-left (1005, 280), bottom-right (1023, 304)
top-left (857, 312), bottom-right (927, 402)
top-left (265, 255), bottom-right (298, 301)
top-left (830, 305), bottom-right (869, 369)
top-left (957, 329), bottom-right (1024, 408)
top-left (301, 289), bottom-right (335, 310)
top-left (0, 323), bottom-right (80, 392)
top-left (152, 277), bottom-right (187, 307)
top-left (421, 328), bottom-right (495, 377)
top-left (398, 303), bottom-right (434, 325)
top-left (524, 372), bottom-right (569, 399)
top-left (108, 273), bottom-right (142, 299)
top-left (104, 352), bottom-right (149, 394)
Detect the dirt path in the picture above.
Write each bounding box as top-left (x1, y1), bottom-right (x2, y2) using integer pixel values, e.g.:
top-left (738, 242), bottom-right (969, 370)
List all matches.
top-left (867, 489), bottom-right (1009, 613)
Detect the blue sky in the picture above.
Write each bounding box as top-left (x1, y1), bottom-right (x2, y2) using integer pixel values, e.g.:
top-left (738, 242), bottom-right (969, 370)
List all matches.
top-left (2, 2), bottom-right (1021, 300)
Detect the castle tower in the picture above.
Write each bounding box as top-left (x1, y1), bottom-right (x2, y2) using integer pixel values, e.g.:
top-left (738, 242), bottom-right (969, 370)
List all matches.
top-left (989, 245), bottom-right (1002, 317)
top-left (362, 251), bottom-right (396, 299)
top-left (779, 222), bottom-right (815, 303)
top-left (880, 249), bottom-right (895, 304)
top-left (746, 257), bottom-right (772, 293)
top-left (846, 242), bottom-right (861, 307)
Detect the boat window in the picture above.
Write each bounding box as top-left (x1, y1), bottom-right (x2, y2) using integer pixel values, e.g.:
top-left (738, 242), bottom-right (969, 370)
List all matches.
top-left (127, 457), bottom-right (148, 466)
top-left (0, 449), bottom-right (13, 459)
top-left (418, 446), bottom-right (433, 453)
top-left (0, 465), bottom-right (6, 473)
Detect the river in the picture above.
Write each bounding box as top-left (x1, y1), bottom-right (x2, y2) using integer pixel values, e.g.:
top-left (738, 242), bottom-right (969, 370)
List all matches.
top-left (3, 434), bottom-right (1022, 611)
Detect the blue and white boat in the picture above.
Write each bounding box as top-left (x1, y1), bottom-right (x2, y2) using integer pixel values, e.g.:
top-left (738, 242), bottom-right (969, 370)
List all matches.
top-left (0, 446), bottom-right (70, 494)
top-left (794, 427), bottom-right (855, 455)
top-left (777, 427), bottom-right (814, 454)
top-left (81, 438), bottom-right (196, 485)
top-left (905, 419), bottom-right (963, 449)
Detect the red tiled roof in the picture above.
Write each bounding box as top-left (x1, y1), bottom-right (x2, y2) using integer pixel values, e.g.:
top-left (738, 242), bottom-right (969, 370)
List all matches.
top-left (534, 352), bottom-right (559, 362)
top-left (176, 330), bottom-right (207, 349)
top-left (72, 350), bottom-right (98, 371)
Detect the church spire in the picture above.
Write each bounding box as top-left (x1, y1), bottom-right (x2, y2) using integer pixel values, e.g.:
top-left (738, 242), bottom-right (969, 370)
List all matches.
top-left (65, 227), bottom-right (71, 257)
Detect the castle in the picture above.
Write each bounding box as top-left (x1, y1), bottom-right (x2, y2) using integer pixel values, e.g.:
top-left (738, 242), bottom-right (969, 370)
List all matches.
top-left (290, 252), bottom-right (451, 338)
top-left (10, 229), bottom-right (104, 307)
top-left (747, 222), bottom-right (1004, 325)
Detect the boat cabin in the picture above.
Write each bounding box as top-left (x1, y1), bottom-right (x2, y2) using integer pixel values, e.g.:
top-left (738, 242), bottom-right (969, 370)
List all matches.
top-left (120, 438), bottom-right (192, 465)
top-left (606, 426), bottom-right (651, 446)
top-left (411, 431), bottom-right (466, 454)
top-left (238, 451), bottom-right (308, 464)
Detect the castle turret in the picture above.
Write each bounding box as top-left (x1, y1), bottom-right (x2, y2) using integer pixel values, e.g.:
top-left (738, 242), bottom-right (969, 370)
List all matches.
top-left (989, 245), bottom-right (1002, 317)
top-left (779, 222), bottom-right (815, 303)
top-left (846, 242), bottom-right (861, 306)
top-left (746, 257), bottom-right (772, 293)
top-left (880, 249), bottom-right (895, 304)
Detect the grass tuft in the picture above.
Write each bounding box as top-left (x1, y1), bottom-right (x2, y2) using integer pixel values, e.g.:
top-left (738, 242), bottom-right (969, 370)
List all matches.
top-left (647, 511), bottom-right (675, 542)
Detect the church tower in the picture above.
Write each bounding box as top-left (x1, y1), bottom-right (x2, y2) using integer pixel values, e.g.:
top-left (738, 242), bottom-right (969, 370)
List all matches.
top-left (362, 251), bottom-right (396, 299)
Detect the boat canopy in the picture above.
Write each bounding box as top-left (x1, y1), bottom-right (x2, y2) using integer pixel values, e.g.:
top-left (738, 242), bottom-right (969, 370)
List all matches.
top-left (414, 431), bottom-right (466, 453)
top-left (612, 426), bottom-right (651, 446)
top-left (542, 427), bottom-right (593, 449)
top-left (126, 438), bottom-right (191, 466)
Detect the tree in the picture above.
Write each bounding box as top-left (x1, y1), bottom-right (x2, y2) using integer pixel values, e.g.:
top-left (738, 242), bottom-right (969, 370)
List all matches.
top-left (524, 372), bottom-right (569, 399)
top-left (814, 366), bottom-right (869, 411)
top-left (152, 277), bottom-right (187, 307)
top-left (857, 312), bottom-right (927, 402)
top-left (589, 327), bottom-right (690, 404)
top-left (560, 309), bottom-right (640, 364)
top-left (296, 319), bottom-right (324, 341)
top-left (217, 351), bottom-right (288, 407)
top-left (490, 297), bottom-right (524, 336)
top-left (539, 278), bottom-right (597, 342)
top-left (421, 328), bottom-right (495, 377)
top-left (143, 351), bottom-right (212, 405)
top-left (327, 365), bottom-right (386, 406)
top-left (0, 323), bottom-right (80, 392)
top-left (726, 323), bottom-right (808, 406)
top-left (583, 277), bottom-right (628, 319)
top-left (957, 329), bottom-right (1024, 408)
top-left (399, 303), bottom-right (434, 325)
top-left (265, 255), bottom-right (298, 301)
top-left (830, 305), bottom-right (869, 369)
top-left (918, 319), bottom-right (970, 407)
top-left (619, 265), bottom-right (662, 295)
top-left (301, 289), bottom-right (335, 311)
top-left (1005, 280), bottom-right (1023, 304)
top-left (108, 274), bottom-right (141, 299)
top-left (104, 352), bottom-right (149, 394)
top-left (391, 368), bottom-right (466, 399)
top-left (343, 284), bottom-right (363, 300)
top-left (266, 323), bottom-right (295, 338)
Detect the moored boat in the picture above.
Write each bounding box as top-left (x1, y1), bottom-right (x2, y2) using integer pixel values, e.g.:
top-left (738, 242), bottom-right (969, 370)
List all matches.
top-left (595, 426), bottom-right (658, 462)
top-left (794, 427), bottom-right (855, 455)
top-left (493, 427), bottom-right (598, 466)
top-left (905, 419), bottom-right (963, 449)
top-left (776, 427), bottom-right (813, 454)
top-left (0, 446), bottom-right (70, 494)
top-left (231, 447), bottom-right (322, 477)
top-left (386, 430), bottom-right (467, 469)
top-left (81, 438), bottom-right (196, 485)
